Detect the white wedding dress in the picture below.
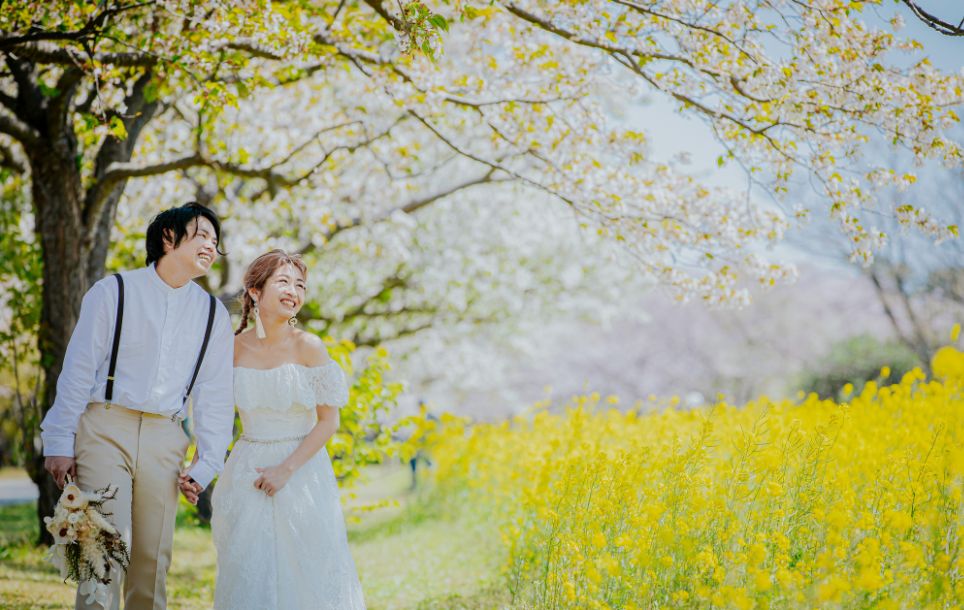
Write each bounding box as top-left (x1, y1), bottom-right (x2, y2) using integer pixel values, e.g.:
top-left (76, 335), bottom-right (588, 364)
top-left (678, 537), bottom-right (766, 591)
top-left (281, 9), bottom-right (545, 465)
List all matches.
top-left (211, 362), bottom-right (366, 610)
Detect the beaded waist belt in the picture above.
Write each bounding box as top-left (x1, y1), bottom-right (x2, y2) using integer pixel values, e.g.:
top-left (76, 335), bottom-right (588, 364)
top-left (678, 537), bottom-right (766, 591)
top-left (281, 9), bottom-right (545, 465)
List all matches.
top-left (238, 434), bottom-right (307, 444)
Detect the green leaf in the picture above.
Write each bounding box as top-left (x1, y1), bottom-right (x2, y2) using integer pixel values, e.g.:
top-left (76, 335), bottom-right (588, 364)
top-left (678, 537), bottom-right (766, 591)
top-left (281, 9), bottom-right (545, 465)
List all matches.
top-left (38, 83), bottom-right (61, 98)
top-left (143, 80), bottom-right (160, 103)
top-left (429, 14), bottom-right (449, 32)
top-left (109, 116), bottom-right (128, 141)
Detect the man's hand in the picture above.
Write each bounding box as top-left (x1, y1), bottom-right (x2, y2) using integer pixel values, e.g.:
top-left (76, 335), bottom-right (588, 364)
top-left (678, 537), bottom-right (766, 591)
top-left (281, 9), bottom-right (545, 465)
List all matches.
top-left (45, 456), bottom-right (76, 489)
top-left (177, 474), bottom-right (202, 505)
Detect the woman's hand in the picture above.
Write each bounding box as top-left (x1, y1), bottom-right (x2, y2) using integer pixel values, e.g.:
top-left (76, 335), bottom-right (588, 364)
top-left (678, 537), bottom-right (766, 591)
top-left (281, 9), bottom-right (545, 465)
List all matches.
top-left (253, 464), bottom-right (294, 496)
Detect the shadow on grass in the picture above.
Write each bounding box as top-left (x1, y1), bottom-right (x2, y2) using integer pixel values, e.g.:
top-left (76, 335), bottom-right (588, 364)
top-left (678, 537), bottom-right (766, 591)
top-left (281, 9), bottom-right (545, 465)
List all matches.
top-left (2, 482), bottom-right (510, 610)
top-left (0, 501), bottom-right (36, 547)
top-left (0, 502), bottom-right (55, 576)
top-left (347, 492), bottom-right (442, 545)
top-left (0, 591), bottom-right (72, 610)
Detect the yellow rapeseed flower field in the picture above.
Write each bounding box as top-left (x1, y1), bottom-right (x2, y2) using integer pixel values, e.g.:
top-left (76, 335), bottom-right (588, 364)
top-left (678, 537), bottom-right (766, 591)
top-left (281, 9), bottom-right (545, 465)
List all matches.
top-left (421, 347), bottom-right (964, 609)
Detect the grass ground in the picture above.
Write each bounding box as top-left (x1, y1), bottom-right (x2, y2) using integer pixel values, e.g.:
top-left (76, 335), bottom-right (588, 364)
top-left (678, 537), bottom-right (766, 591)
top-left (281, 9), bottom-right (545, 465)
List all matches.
top-left (0, 465), bottom-right (508, 609)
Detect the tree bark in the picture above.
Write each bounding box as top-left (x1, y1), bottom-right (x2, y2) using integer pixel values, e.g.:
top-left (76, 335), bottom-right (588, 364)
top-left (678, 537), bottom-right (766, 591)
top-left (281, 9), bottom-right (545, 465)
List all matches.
top-left (17, 65), bottom-right (158, 544)
top-left (25, 140), bottom-right (90, 545)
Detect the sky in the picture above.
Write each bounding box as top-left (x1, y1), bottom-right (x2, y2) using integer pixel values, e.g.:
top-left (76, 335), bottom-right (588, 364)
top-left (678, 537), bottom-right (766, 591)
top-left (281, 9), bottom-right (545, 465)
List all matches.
top-left (626, 1), bottom-right (963, 193)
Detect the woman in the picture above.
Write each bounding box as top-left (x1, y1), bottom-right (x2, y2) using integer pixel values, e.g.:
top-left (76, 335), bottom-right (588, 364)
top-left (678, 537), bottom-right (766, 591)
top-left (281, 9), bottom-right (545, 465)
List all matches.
top-left (210, 249), bottom-right (366, 609)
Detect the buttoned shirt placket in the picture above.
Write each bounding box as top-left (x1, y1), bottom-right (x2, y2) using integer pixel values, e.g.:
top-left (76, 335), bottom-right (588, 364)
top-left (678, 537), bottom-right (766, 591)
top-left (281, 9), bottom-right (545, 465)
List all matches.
top-left (153, 285), bottom-right (177, 414)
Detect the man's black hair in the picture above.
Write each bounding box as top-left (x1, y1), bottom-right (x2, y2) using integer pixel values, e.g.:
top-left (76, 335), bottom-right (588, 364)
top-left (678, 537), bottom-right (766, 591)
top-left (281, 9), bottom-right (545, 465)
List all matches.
top-left (145, 202), bottom-right (226, 266)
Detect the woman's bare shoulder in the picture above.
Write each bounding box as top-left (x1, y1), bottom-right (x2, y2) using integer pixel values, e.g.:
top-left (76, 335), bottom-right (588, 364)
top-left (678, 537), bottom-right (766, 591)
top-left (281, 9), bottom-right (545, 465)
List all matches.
top-left (233, 329), bottom-right (256, 363)
top-left (294, 330), bottom-right (332, 367)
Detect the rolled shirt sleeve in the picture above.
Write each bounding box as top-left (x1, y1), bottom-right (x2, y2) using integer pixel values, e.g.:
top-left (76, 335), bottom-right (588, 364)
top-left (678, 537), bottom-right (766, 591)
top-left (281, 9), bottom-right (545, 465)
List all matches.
top-left (40, 281), bottom-right (112, 457)
top-left (187, 303), bottom-right (235, 489)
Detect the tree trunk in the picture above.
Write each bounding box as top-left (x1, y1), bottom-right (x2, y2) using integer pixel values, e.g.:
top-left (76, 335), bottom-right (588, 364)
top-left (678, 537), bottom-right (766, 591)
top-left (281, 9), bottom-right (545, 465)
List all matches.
top-left (868, 267), bottom-right (933, 377)
top-left (25, 140), bottom-right (91, 545)
top-left (16, 62), bottom-right (158, 544)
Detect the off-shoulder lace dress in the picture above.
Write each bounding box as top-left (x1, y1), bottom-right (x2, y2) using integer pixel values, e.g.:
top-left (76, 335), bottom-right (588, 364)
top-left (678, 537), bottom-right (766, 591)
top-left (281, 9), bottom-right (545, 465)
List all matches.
top-left (211, 361), bottom-right (365, 610)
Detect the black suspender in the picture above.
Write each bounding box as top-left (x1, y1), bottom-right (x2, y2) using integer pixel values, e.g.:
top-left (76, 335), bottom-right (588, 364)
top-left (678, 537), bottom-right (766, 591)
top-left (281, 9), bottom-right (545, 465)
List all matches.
top-left (104, 274), bottom-right (218, 408)
top-left (105, 274), bottom-right (124, 402)
top-left (185, 294), bottom-right (217, 406)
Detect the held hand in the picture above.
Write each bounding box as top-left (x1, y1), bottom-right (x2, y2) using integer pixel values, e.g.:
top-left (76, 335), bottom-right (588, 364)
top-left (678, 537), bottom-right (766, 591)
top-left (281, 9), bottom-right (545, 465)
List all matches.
top-left (253, 464), bottom-right (294, 497)
top-left (178, 452), bottom-right (202, 505)
top-left (178, 476), bottom-right (202, 505)
top-left (45, 456), bottom-right (76, 489)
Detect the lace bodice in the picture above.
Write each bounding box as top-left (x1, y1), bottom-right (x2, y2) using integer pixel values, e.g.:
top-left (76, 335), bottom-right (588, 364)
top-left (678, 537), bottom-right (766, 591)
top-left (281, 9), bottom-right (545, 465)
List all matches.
top-left (234, 361), bottom-right (349, 411)
top-left (232, 362), bottom-right (349, 441)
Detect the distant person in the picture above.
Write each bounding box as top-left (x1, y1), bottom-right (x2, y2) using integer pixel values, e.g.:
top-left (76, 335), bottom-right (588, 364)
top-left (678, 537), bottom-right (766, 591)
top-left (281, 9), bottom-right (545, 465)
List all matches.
top-left (407, 402), bottom-right (438, 490)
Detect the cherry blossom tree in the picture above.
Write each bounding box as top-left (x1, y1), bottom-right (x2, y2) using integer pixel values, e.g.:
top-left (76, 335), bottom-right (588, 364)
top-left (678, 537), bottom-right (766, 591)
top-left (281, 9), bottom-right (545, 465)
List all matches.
top-left (1, 0), bottom-right (961, 541)
top-left (791, 149), bottom-right (964, 372)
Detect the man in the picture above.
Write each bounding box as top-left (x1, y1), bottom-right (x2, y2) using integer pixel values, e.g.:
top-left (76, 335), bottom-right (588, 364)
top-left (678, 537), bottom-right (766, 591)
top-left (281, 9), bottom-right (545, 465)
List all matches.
top-left (41, 202), bottom-right (235, 610)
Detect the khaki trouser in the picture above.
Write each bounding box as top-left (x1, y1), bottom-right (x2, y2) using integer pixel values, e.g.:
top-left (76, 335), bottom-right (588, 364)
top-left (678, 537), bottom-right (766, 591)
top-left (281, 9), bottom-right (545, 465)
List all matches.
top-left (73, 402), bottom-right (190, 610)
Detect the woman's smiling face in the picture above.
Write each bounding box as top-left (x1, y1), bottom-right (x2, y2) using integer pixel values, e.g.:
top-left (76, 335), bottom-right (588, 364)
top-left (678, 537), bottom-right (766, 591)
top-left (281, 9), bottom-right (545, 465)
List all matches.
top-left (251, 262), bottom-right (307, 321)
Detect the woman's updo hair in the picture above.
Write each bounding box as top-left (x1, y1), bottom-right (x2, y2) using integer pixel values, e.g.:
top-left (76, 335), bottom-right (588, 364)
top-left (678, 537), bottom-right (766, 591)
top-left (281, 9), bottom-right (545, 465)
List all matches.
top-left (236, 249), bottom-right (308, 335)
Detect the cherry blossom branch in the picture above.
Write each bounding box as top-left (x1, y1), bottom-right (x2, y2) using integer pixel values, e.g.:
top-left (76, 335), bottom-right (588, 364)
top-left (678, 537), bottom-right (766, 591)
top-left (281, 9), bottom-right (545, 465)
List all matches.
top-left (83, 70), bottom-right (160, 234)
top-left (608, 0), bottom-right (758, 60)
top-left (900, 0), bottom-right (964, 36)
top-left (338, 270), bottom-right (410, 322)
top-left (0, 113), bottom-right (40, 147)
top-left (313, 32), bottom-right (576, 112)
top-left (360, 0), bottom-right (407, 32)
top-left (0, 90), bottom-right (18, 111)
top-left (0, 141), bottom-right (25, 172)
top-left (221, 40), bottom-right (285, 60)
top-left (408, 110), bottom-right (582, 209)
top-left (0, 1), bottom-right (155, 49)
top-left (4, 42), bottom-right (157, 67)
top-left (503, 4), bottom-right (783, 123)
top-left (298, 168), bottom-right (507, 254)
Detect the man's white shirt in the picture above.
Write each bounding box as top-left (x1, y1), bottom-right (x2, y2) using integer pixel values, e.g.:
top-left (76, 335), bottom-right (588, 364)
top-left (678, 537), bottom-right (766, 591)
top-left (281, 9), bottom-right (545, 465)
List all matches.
top-left (40, 264), bottom-right (234, 489)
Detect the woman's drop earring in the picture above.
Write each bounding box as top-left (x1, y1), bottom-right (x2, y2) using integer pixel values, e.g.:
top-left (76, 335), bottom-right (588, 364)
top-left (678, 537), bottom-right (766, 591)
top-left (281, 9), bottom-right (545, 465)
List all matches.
top-left (288, 316), bottom-right (298, 327)
top-left (254, 304), bottom-right (267, 339)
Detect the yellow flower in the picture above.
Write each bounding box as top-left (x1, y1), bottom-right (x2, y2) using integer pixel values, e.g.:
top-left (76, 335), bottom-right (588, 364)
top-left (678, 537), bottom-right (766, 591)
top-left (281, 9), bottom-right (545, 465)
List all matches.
top-left (423, 345), bottom-right (964, 608)
top-left (728, 586), bottom-right (754, 610)
top-left (748, 542), bottom-right (767, 566)
top-left (752, 568), bottom-right (772, 592)
top-left (817, 576), bottom-right (849, 602)
top-left (564, 580), bottom-right (576, 602)
top-left (885, 509), bottom-right (912, 531)
top-left (856, 567), bottom-right (884, 591)
top-left (932, 346), bottom-right (964, 380)
top-left (776, 567), bottom-right (795, 588)
top-left (591, 531), bottom-right (606, 549)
